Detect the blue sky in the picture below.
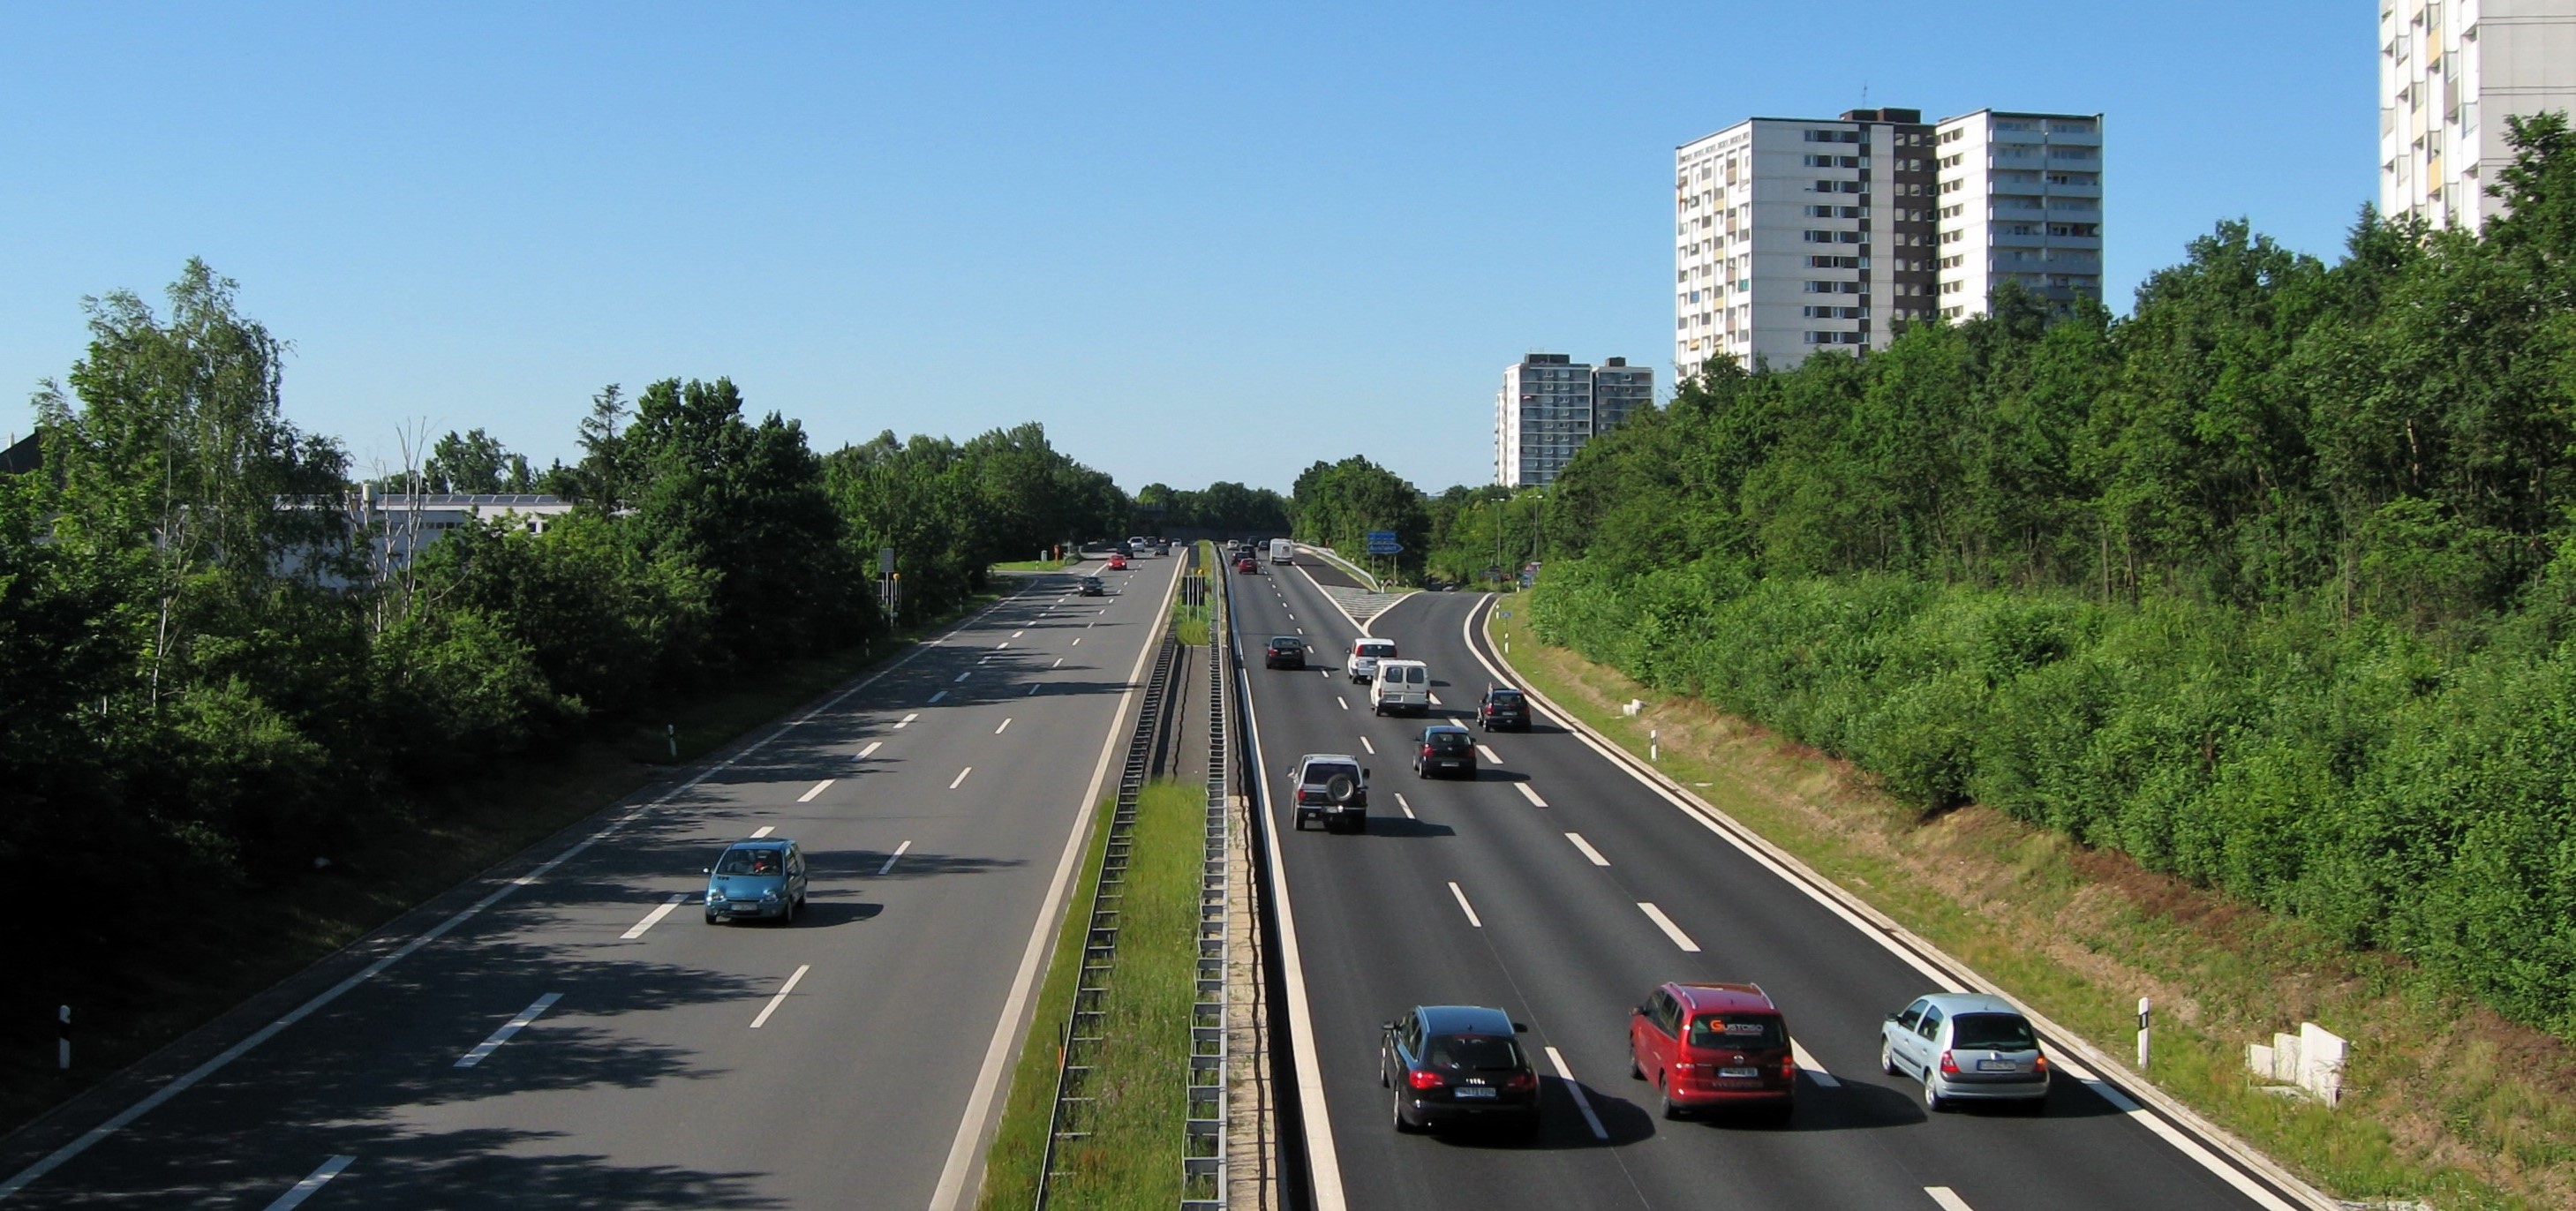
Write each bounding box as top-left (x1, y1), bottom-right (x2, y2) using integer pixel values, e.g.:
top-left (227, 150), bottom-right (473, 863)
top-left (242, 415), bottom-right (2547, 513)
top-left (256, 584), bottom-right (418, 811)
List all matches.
top-left (0, 2), bottom-right (2376, 496)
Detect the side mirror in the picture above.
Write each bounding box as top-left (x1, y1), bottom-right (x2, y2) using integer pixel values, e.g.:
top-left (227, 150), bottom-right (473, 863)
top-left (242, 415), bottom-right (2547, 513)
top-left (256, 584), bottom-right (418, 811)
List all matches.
top-left (1633, 1004), bottom-right (1649, 1018)
top-left (1381, 1020), bottom-right (1396, 1033)
top-left (1363, 768), bottom-right (1372, 779)
top-left (1885, 1012), bottom-right (1900, 1023)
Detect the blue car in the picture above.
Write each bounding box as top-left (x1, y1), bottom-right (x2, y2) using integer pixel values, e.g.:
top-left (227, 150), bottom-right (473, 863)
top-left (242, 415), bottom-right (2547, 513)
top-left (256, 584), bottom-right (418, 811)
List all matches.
top-left (704, 838), bottom-right (810, 925)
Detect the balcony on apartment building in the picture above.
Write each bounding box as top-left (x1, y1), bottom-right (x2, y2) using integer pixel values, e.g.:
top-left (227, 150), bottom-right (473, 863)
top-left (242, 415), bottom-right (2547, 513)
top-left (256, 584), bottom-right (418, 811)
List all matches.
top-left (2042, 125), bottom-right (2102, 146)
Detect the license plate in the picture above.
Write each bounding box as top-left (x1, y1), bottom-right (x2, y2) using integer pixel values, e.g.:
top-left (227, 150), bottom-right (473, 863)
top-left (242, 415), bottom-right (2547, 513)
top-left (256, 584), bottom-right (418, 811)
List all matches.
top-left (1719, 1066), bottom-right (1761, 1079)
top-left (1453, 1087), bottom-right (1497, 1099)
top-left (1977, 1058), bottom-right (2018, 1072)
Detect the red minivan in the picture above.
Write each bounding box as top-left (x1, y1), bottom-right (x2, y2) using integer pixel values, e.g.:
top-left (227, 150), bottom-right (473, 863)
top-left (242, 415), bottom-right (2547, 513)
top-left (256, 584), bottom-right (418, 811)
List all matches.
top-left (1629, 982), bottom-right (1796, 1120)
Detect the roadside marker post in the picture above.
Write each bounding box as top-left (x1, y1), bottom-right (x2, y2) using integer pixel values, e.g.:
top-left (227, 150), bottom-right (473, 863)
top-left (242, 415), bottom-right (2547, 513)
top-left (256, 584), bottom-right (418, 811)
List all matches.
top-left (2138, 997), bottom-right (2151, 1070)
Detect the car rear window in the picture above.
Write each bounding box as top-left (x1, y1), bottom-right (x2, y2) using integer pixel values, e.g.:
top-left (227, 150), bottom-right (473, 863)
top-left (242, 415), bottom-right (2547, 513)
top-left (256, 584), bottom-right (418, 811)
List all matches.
top-left (1427, 732), bottom-right (1470, 751)
top-left (1302, 762), bottom-right (1360, 786)
top-left (1488, 691), bottom-right (1523, 706)
top-left (1948, 1012), bottom-right (2038, 1051)
top-left (1686, 1013), bottom-right (1785, 1049)
top-left (1426, 1034), bottom-right (1522, 1072)
top-left (1272, 636), bottom-right (1300, 647)
top-left (1358, 642), bottom-right (1395, 657)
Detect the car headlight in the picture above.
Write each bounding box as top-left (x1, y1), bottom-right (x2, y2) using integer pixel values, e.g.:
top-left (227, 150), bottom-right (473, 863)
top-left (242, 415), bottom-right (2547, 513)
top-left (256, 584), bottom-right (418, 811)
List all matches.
top-left (707, 891), bottom-right (727, 904)
top-left (761, 890), bottom-right (780, 901)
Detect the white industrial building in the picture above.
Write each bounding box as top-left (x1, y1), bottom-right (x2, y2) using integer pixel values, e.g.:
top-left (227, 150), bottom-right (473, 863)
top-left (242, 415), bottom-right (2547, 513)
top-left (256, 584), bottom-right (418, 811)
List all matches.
top-left (1495, 354), bottom-right (1654, 488)
top-left (2380, 0), bottom-right (2576, 229)
top-left (1674, 106), bottom-right (2102, 377)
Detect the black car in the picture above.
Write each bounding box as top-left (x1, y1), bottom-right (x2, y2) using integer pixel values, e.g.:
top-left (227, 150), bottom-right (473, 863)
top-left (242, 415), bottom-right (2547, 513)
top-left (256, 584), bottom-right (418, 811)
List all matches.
top-left (1265, 635), bottom-right (1307, 669)
top-left (1413, 725), bottom-right (1476, 778)
top-left (1477, 686), bottom-right (1531, 731)
top-left (1079, 575), bottom-right (1106, 597)
top-left (1382, 1004), bottom-right (1540, 1136)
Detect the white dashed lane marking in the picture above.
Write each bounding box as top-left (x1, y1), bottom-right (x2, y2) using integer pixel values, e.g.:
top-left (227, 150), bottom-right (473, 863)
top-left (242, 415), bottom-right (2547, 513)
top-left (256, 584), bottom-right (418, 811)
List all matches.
top-left (1541, 1047), bottom-right (1611, 1140)
top-left (456, 992), bottom-right (561, 1067)
top-left (1394, 793), bottom-right (1414, 819)
top-left (856, 741), bottom-right (883, 759)
top-left (1791, 1038), bottom-right (1841, 1087)
top-left (749, 965), bottom-right (810, 1029)
top-left (950, 767), bottom-right (973, 789)
top-left (1476, 744), bottom-right (1502, 763)
top-left (621, 893), bottom-right (689, 940)
top-left (1638, 902), bottom-right (1701, 952)
top-left (1514, 782), bottom-right (1548, 808)
top-left (1564, 832), bottom-right (1609, 867)
top-left (261, 1155), bottom-right (355, 1210)
top-left (877, 840), bottom-right (912, 876)
top-left (795, 780), bottom-right (832, 803)
top-left (1359, 736), bottom-right (1374, 754)
top-left (1448, 882), bottom-right (1482, 928)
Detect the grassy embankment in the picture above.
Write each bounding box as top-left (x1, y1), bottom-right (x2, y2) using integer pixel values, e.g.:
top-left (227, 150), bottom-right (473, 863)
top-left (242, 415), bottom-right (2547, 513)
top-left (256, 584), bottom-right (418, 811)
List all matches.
top-left (1, 594), bottom-right (1006, 1139)
top-left (1486, 594), bottom-right (2576, 1211)
top-left (993, 554), bottom-right (1081, 572)
top-left (978, 781), bottom-right (1202, 1210)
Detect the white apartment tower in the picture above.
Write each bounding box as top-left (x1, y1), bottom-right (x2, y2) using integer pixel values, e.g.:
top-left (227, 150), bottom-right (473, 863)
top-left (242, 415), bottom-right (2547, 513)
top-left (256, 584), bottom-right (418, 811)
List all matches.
top-left (2380, 0), bottom-right (2576, 229)
top-left (1495, 354), bottom-right (1654, 487)
top-left (1932, 110), bottom-right (2106, 320)
top-left (1675, 106), bottom-right (2103, 377)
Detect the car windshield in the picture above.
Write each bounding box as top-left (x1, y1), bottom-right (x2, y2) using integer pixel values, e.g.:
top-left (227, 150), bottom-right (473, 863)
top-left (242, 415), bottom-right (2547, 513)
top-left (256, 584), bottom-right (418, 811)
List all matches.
top-left (1949, 1012), bottom-right (2038, 1051)
top-left (1687, 1013), bottom-right (1785, 1049)
top-left (717, 849), bottom-right (780, 876)
top-left (1426, 1034), bottom-right (1522, 1072)
top-left (1427, 732), bottom-right (1469, 751)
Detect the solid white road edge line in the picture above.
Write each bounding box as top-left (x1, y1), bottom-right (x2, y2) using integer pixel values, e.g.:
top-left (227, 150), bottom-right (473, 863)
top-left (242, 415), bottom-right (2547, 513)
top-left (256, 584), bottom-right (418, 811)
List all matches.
top-left (1449, 882), bottom-right (1483, 928)
top-left (1236, 618), bottom-right (1350, 1211)
top-left (928, 553), bottom-right (1183, 1211)
top-left (1513, 782), bottom-right (1548, 808)
top-left (1790, 1038), bottom-right (1841, 1087)
top-left (621, 893), bottom-right (689, 940)
top-left (796, 780), bottom-right (832, 803)
top-left (749, 965), bottom-right (810, 1029)
top-left (1541, 1046), bottom-right (1610, 1140)
top-left (1459, 597), bottom-right (2323, 1211)
top-left (877, 840), bottom-right (912, 876)
top-left (949, 767), bottom-right (972, 789)
top-left (1637, 902), bottom-right (1701, 952)
top-left (1924, 1188), bottom-right (1976, 1211)
top-left (0, 581), bottom-right (1046, 1203)
top-left (1564, 832), bottom-right (1610, 867)
top-left (261, 1155), bottom-right (354, 1211)
top-left (455, 992), bottom-right (562, 1067)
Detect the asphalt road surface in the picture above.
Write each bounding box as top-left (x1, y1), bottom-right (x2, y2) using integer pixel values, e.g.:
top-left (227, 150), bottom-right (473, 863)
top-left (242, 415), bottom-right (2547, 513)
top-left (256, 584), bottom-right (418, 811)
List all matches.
top-left (1229, 556), bottom-right (2315, 1211)
top-left (0, 552), bottom-right (1182, 1210)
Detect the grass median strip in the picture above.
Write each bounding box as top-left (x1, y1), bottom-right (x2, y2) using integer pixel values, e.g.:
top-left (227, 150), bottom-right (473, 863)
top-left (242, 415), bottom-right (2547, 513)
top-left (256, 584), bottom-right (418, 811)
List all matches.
top-left (1486, 593), bottom-right (2576, 1210)
top-left (979, 781), bottom-right (1201, 1211)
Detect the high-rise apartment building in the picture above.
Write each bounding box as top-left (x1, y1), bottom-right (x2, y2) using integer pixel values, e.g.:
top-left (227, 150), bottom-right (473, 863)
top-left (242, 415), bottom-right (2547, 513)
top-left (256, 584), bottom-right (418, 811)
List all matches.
top-left (1674, 106), bottom-right (2102, 376)
top-left (1495, 353), bottom-right (1654, 487)
top-left (1932, 109), bottom-right (2105, 321)
top-left (2380, 0), bottom-right (2576, 229)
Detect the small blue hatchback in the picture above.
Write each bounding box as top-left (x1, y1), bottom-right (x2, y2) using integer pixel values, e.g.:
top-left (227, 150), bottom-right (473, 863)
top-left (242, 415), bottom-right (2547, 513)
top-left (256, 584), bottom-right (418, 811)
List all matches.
top-left (704, 838), bottom-right (809, 925)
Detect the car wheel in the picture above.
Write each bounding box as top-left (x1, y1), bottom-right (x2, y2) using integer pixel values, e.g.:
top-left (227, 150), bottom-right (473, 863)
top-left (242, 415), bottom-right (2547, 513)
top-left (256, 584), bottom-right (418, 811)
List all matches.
top-left (1658, 1075), bottom-right (1683, 1121)
top-left (1879, 1039), bottom-right (1899, 1075)
top-left (1391, 1087), bottom-right (1420, 1133)
top-left (1628, 1049), bottom-right (1643, 1079)
top-left (1923, 1073), bottom-right (1947, 1113)
top-left (704, 910), bottom-right (719, 925)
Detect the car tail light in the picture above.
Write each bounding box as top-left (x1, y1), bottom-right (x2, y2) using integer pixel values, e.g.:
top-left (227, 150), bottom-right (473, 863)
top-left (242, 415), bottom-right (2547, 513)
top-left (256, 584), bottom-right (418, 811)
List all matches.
top-left (1780, 1055), bottom-right (1798, 1082)
top-left (2033, 1054), bottom-right (2050, 1074)
top-left (1421, 744), bottom-right (1434, 756)
top-left (1506, 1072), bottom-right (1540, 1093)
top-left (1406, 1069), bottom-right (1445, 1091)
top-left (1938, 1050), bottom-right (1960, 1076)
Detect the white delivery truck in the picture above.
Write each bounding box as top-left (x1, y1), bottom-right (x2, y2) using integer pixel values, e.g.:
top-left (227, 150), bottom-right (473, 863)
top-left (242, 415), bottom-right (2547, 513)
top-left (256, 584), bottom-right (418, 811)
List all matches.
top-left (1269, 538), bottom-right (1293, 564)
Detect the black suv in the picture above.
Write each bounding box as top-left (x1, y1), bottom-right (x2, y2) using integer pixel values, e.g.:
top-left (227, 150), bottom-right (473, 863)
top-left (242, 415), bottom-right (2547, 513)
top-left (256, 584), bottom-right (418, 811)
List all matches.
top-left (1382, 1004), bottom-right (1540, 1137)
top-left (1265, 636), bottom-right (1306, 669)
top-left (1286, 754), bottom-right (1368, 832)
top-left (1477, 686), bottom-right (1530, 732)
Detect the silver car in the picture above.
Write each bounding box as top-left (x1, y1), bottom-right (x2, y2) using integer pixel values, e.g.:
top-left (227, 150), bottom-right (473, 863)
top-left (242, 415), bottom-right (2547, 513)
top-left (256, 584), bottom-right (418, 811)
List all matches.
top-left (1879, 992), bottom-right (2050, 1112)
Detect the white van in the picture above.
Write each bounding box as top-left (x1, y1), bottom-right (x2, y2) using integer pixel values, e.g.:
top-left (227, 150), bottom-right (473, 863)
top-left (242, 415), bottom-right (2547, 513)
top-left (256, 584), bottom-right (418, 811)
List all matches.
top-left (1269, 538), bottom-right (1293, 564)
top-left (1348, 637), bottom-right (1397, 682)
top-left (1370, 659), bottom-right (1430, 716)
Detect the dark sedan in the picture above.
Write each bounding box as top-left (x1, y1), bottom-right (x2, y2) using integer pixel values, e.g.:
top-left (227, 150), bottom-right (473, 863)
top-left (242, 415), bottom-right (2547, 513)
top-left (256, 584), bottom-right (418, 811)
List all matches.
top-left (1265, 635), bottom-right (1306, 669)
top-left (1079, 576), bottom-right (1106, 597)
top-left (1477, 686), bottom-right (1531, 732)
top-left (1413, 725), bottom-right (1476, 778)
top-left (1381, 1004), bottom-right (1540, 1137)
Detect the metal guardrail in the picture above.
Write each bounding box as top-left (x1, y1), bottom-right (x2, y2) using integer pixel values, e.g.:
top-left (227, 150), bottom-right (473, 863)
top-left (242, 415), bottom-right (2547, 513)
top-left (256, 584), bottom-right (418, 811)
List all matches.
top-left (1035, 625), bottom-right (1181, 1210)
top-left (1183, 545), bottom-right (1230, 1209)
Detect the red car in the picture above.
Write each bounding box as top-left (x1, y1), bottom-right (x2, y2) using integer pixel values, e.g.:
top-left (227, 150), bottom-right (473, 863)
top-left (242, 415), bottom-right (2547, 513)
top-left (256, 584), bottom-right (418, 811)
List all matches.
top-left (1235, 556), bottom-right (1259, 574)
top-left (1106, 553), bottom-right (1128, 570)
top-left (1630, 982), bottom-right (1796, 1121)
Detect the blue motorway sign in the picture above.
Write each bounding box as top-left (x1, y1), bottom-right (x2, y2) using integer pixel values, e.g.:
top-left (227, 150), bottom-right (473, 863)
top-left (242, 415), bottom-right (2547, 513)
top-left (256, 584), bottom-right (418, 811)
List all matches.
top-left (1364, 530), bottom-right (1403, 554)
